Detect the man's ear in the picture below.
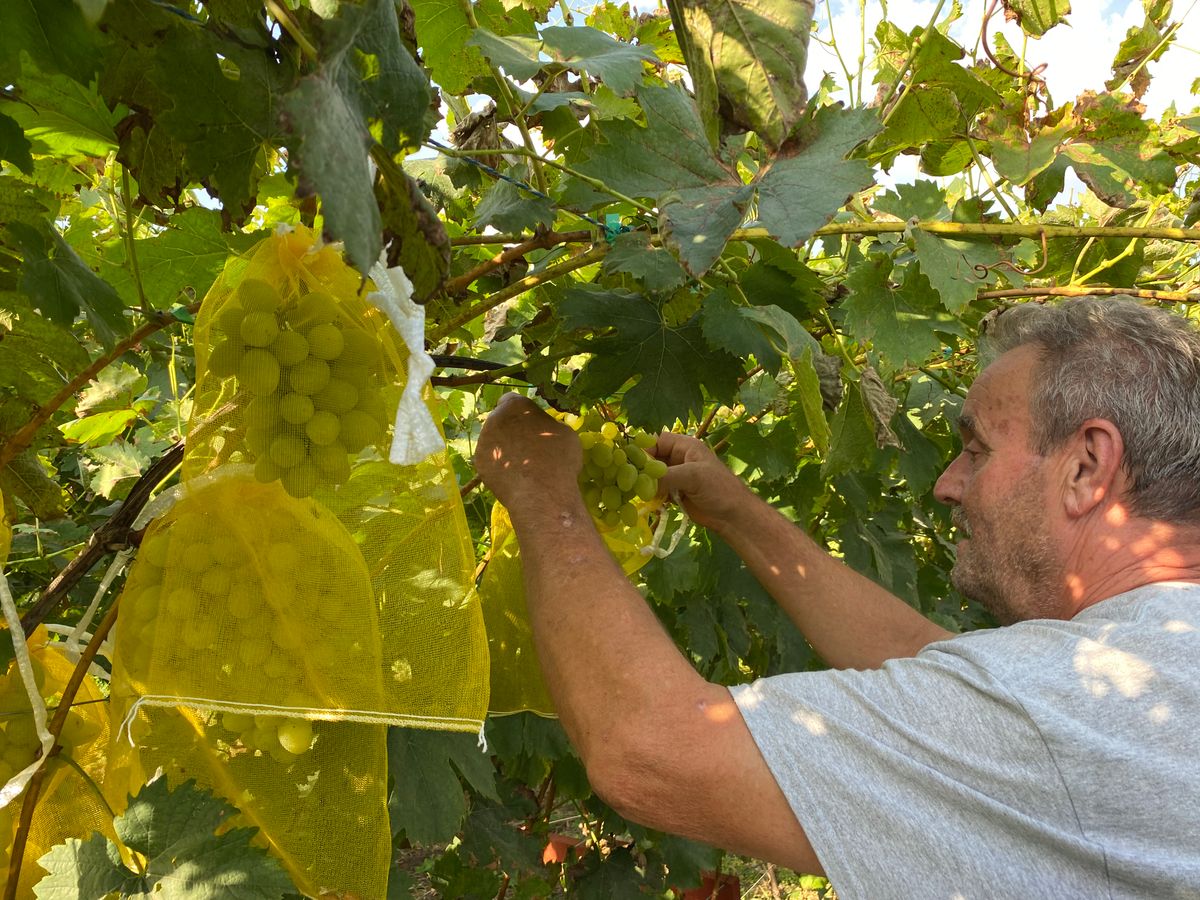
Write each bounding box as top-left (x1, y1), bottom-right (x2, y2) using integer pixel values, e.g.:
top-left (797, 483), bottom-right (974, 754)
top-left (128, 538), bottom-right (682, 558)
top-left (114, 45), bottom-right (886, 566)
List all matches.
top-left (1062, 418), bottom-right (1125, 518)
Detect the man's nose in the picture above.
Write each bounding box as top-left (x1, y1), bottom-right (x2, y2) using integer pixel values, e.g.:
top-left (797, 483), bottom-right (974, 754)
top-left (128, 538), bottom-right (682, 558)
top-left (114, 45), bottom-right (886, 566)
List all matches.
top-left (933, 456), bottom-right (964, 507)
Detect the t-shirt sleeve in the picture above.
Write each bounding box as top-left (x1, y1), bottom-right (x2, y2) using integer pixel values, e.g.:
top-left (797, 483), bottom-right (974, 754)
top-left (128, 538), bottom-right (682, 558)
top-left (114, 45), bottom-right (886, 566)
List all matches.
top-left (730, 641), bottom-right (1102, 899)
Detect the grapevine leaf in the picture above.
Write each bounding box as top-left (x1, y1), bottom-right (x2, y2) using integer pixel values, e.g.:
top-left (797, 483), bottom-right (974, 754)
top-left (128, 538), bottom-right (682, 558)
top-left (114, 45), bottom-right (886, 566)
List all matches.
top-left (284, 73), bottom-right (382, 273)
top-left (113, 777), bottom-right (293, 897)
top-left (873, 181), bottom-right (950, 223)
top-left (60, 409), bottom-right (138, 447)
top-left (33, 832), bottom-right (142, 899)
top-left (895, 415), bottom-right (943, 497)
top-left (4, 63), bottom-right (122, 160)
top-left (643, 832), bottom-right (720, 890)
top-left (755, 105), bottom-right (881, 247)
top-left (8, 220), bottom-right (127, 349)
top-left (0, 0), bottom-right (102, 85)
top-left (473, 174), bottom-right (555, 232)
top-left (540, 26), bottom-right (659, 96)
top-left (0, 292), bottom-right (88, 407)
top-left (387, 728), bottom-right (496, 843)
top-left (82, 440), bottom-right (151, 500)
top-left (840, 255), bottom-right (950, 366)
top-left (821, 381), bottom-right (876, 478)
top-left (571, 845), bottom-right (645, 899)
top-left (467, 29), bottom-right (545, 80)
top-left (659, 182), bottom-right (753, 276)
top-left (740, 240), bottom-right (826, 318)
top-left (0, 113), bottom-right (33, 174)
top-left (666, 0), bottom-right (814, 149)
top-left (153, 28), bottom-right (291, 217)
top-left (859, 366), bottom-right (902, 450)
top-left (989, 121), bottom-right (1073, 185)
top-left (459, 803), bottom-right (545, 875)
top-left (1002, 0), bottom-right (1071, 37)
top-left (76, 362), bottom-right (147, 415)
top-left (700, 287), bottom-right (781, 372)
top-left (600, 231), bottom-right (688, 293)
top-left (574, 83), bottom-right (732, 199)
top-left (912, 231), bottom-right (1003, 312)
top-left (790, 347), bottom-right (831, 454)
top-left (1063, 139), bottom-right (1176, 208)
top-left (0, 450), bottom-right (70, 519)
top-left (314, 0), bottom-right (431, 155)
top-left (664, 0), bottom-right (720, 148)
top-left (98, 208), bottom-right (256, 310)
top-left (561, 287), bottom-right (741, 429)
top-left (410, 0), bottom-right (535, 95)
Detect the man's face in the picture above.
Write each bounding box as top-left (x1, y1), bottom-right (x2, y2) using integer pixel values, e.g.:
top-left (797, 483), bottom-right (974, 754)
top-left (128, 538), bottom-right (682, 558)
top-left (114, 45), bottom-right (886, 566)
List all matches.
top-left (933, 346), bottom-right (1067, 623)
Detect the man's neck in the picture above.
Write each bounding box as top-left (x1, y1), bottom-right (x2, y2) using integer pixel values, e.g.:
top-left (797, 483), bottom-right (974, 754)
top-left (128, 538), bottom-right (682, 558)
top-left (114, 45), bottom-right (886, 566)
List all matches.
top-left (1062, 514), bottom-right (1200, 617)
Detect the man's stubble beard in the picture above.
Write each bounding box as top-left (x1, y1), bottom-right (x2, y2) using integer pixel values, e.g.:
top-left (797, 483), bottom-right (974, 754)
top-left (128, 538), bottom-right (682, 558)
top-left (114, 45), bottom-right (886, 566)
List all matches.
top-left (949, 469), bottom-right (1065, 625)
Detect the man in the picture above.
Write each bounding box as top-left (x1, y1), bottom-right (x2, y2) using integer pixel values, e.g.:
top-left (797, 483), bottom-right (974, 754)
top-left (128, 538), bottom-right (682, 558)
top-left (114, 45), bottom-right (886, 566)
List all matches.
top-left (474, 297), bottom-right (1200, 899)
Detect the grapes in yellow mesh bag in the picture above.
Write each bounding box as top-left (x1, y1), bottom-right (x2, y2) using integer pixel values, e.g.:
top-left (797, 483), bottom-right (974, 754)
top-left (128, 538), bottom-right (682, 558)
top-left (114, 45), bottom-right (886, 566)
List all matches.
top-left (188, 227), bottom-right (398, 497)
top-left (0, 626), bottom-right (114, 895)
top-left (481, 410), bottom-right (667, 715)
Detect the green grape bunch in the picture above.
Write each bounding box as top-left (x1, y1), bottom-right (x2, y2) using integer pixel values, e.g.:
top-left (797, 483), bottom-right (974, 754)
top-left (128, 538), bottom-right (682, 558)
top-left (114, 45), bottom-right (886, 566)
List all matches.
top-left (217, 710), bottom-right (316, 766)
top-left (205, 278), bottom-right (393, 499)
top-left (566, 411), bottom-right (668, 529)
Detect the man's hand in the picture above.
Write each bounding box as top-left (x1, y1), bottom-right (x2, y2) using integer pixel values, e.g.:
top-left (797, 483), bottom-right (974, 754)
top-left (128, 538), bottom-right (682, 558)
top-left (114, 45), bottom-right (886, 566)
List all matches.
top-left (474, 394), bottom-right (583, 514)
top-left (654, 432), bottom-right (753, 532)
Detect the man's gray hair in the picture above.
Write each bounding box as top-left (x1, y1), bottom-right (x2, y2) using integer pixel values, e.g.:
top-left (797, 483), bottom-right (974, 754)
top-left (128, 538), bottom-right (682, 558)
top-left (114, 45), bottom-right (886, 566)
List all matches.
top-left (982, 296), bottom-right (1200, 523)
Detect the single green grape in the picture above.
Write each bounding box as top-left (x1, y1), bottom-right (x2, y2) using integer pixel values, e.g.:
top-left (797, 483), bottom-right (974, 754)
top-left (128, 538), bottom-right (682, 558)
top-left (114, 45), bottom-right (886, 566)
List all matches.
top-left (269, 434), bottom-right (306, 469)
top-left (216, 303), bottom-right (246, 336)
top-left (578, 431), bottom-right (601, 450)
top-left (330, 360), bottom-right (370, 388)
top-left (288, 358), bottom-right (331, 395)
top-left (619, 502), bottom-right (639, 527)
top-left (633, 432), bottom-right (657, 450)
top-left (590, 443), bottom-right (614, 468)
top-left (600, 485), bottom-right (623, 510)
top-left (180, 542), bottom-right (215, 573)
top-left (226, 584), bottom-right (257, 619)
top-left (141, 535), bottom-right (171, 568)
top-left (634, 473), bottom-right (658, 502)
top-left (279, 392), bottom-right (315, 425)
top-left (200, 567), bottom-right (232, 597)
top-left (314, 379), bottom-right (358, 414)
top-left (311, 444), bottom-right (351, 482)
top-left (245, 427), bottom-right (274, 457)
top-left (271, 329), bottom-right (309, 367)
top-left (254, 454), bottom-right (283, 484)
top-left (583, 485), bottom-right (602, 509)
top-left (207, 337), bottom-right (243, 378)
top-left (611, 447), bottom-right (627, 467)
top-left (244, 395), bottom-right (280, 429)
top-left (291, 291), bottom-right (338, 327)
top-left (306, 322), bottom-right (345, 360)
top-left (305, 410), bottom-right (341, 446)
top-left (281, 462), bottom-right (319, 498)
top-left (600, 421), bottom-right (620, 441)
top-left (239, 278), bottom-right (281, 314)
top-left (239, 349), bottom-right (281, 396)
top-left (240, 311), bottom-right (280, 348)
top-left (277, 718), bottom-right (313, 755)
top-left (643, 458), bottom-right (668, 479)
top-left (337, 409), bottom-right (381, 452)
top-left (602, 508), bottom-right (621, 528)
top-left (238, 639), bottom-right (270, 667)
top-left (616, 463), bottom-right (638, 493)
top-left (626, 444), bottom-right (648, 468)
top-left (339, 326), bottom-right (382, 370)
top-left (223, 712), bottom-right (254, 732)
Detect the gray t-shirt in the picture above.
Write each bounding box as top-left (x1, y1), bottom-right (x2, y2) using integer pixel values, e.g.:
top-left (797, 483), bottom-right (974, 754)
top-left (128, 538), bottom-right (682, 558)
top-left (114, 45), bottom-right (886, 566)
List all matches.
top-left (731, 581), bottom-right (1200, 900)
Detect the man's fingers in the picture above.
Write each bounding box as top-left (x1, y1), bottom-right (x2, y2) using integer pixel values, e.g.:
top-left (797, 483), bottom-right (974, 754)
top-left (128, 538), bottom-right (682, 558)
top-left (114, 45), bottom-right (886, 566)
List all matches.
top-left (653, 431), bottom-right (707, 466)
top-left (659, 462), bottom-right (700, 499)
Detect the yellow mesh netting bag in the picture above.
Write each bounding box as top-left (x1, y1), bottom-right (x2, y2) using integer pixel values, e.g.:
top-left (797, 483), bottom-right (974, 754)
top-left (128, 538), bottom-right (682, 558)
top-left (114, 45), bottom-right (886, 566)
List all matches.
top-left (102, 700), bottom-right (389, 898)
top-left (481, 503), bottom-right (655, 716)
top-left (175, 226), bottom-right (488, 730)
top-left (1, 627), bottom-right (114, 896)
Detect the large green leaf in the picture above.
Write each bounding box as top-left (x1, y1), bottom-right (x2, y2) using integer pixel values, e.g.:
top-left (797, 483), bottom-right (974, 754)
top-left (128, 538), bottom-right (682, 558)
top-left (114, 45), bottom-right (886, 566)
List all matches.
top-left (467, 29), bottom-right (545, 80)
top-left (1002, 0), bottom-right (1072, 37)
top-left (912, 231), bottom-right (1003, 312)
top-left (0, 0), bottom-right (102, 85)
top-left (600, 230), bottom-right (688, 293)
top-left (410, 0), bottom-right (536, 95)
top-left (0, 112), bottom-right (33, 174)
top-left (561, 287), bottom-right (741, 429)
top-left (540, 25), bottom-right (658, 96)
top-left (35, 778), bottom-right (294, 899)
top-left (4, 64), bottom-right (123, 159)
top-left (755, 105), bottom-right (881, 247)
top-left (8, 220), bottom-right (127, 349)
top-left (574, 83), bottom-right (732, 199)
top-left (388, 727), bottom-right (500, 844)
top-left (665, 0), bottom-right (814, 149)
top-left (659, 181), bottom-right (752, 276)
top-left (840, 254), bottom-right (950, 366)
top-left (821, 380), bottom-right (876, 477)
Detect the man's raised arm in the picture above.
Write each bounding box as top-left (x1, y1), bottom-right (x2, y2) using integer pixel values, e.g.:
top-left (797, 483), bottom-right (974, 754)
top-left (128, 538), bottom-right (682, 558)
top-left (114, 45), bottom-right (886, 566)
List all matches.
top-left (654, 433), bottom-right (953, 669)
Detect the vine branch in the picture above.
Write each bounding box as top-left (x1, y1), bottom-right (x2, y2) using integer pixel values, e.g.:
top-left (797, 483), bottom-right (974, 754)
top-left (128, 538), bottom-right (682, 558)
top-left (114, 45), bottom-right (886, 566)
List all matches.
top-left (442, 230), bottom-right (592, 297)
top-left (977, 286), bottom-right (1199, 302)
